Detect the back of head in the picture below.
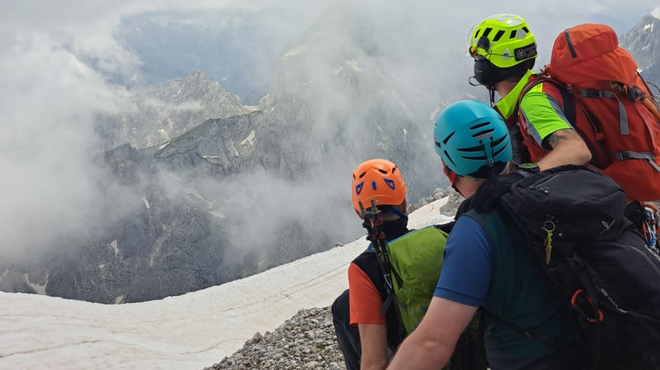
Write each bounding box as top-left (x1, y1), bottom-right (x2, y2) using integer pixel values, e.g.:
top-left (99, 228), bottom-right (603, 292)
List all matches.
top-left (351, 159), bottom-right (407, 215)
top-left (467, 14), bottom-right (537, 87)
top-left (434, 100), bottom-right (512, 179)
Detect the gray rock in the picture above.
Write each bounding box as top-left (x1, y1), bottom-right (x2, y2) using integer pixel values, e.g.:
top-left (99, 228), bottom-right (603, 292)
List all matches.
top-left (621, 14), bottom-right (660, 84)
top-left (209, 307), bottom-right (346, 370)
top-left (97, 70), bottom-right (255, 151)
top-left (439, 189), bottom-right (464, 217)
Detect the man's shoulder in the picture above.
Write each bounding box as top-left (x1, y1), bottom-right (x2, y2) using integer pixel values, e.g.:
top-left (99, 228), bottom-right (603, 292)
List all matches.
top-left (352, 249), bottom-right (377, 265)
top-left (520, 77), bottom-right (564, 102)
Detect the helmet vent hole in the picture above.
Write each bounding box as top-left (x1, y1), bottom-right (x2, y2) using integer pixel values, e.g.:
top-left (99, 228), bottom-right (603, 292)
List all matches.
top-left (483, 27), bottom-right (493, 38)
top-left (442, 131), bottom-right (456, 145)
top-left (471, 129), bottom-right (495, 138)
top-left (493, 30), bottom-right (505, 42)
top-left (358, 171), bottom-right (367, 179)
top-left (443, 151), bottom-right (457, 167)
top-left (509, 30), bottom-right (517, 39)
top-left (377, 169), bottom-right (388, 174)
top-left (493, 143), bottom-right (510, 157)
top-left (470, 122), bottom-right (490, 130)
top-left (492, 135), bottom-right (508, 147)
top-left (522, 26), bottom-right (529, 33)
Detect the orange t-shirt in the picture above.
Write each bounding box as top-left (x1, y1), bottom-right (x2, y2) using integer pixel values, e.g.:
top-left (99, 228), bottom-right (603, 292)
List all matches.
top-left (348, 261), bottom-right (386, 326)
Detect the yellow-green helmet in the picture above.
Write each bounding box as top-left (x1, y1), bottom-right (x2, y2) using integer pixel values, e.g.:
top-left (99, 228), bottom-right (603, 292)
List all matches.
top-left (468, 14), bottom-right (537, 69)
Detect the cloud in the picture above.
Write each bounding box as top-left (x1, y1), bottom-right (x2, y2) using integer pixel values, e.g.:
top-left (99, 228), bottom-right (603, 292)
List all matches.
top-left (0, 0), bottom-right (657, 269)
top-left (0, 31), bottom-right (138, 264)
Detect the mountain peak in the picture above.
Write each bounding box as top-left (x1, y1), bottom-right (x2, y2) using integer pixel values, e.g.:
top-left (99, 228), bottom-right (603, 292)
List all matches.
top-left (190, 69), bottom-right (205, 78)
top-left (620, 13), bottom-right (660, 83)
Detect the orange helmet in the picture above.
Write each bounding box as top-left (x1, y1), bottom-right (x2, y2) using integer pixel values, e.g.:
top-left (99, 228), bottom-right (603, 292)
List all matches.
top-left (351, 159), bottom-right (407, 213)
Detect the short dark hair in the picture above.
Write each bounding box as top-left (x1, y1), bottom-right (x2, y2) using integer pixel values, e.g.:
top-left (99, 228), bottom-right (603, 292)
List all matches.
top-left (498, 59), bottom-right (536, 83)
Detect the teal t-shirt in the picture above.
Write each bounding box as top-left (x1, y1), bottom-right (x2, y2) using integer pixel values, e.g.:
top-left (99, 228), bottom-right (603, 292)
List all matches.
top-left (434, 212), bottom-right (571, 370)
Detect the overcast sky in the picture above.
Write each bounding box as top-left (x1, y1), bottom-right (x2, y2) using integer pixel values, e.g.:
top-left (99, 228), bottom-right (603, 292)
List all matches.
top-left (0, 0), bottom-right (658, 264)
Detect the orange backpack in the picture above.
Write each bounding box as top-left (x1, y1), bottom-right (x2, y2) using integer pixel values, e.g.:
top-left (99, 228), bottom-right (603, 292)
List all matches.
top-left (519, 23), bottom-right (660, 201)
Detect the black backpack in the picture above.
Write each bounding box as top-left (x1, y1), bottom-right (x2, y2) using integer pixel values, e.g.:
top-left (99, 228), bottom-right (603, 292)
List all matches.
top-left (493, 165), bottom-right (660, 370)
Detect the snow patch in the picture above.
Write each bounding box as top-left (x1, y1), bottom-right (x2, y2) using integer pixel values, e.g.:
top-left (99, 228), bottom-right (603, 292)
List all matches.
top-left (240, 130), bottom-right (256, 146)
top-left (142, 197), bottom-right (150, 209)
top-left (184, 187), bottom-right (214, 208)
top-left (0, 198), bottom-right (451, 370)
top-left (333, 66), bottom-right (344, 75)
top-left (23, 274), bottom-right (47, 295)
top-left (115, 295), bottom-right (124, 304)
top-left (109, 240), bottom-right (119, 257)
top-left (201, 155), bottom-right (222, 165)
top-left (99, 264), bottom-right (105, 269)
top-left (209, 210), bottom-right (225, 219)
top-left (346, 59), bottom-right (363, 72)
top-left (638, 68), bottom-right (645, 73)
top-left (653, 6), bottom-right (660, 19)
top-left (283, 45), bottom-right (308, 58)
top-left (159, 142), bottom-right (170, 150)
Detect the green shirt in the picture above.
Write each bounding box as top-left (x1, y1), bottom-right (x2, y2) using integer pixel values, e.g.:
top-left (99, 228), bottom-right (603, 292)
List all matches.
top-left (496, 70), bottom-right (573, 150)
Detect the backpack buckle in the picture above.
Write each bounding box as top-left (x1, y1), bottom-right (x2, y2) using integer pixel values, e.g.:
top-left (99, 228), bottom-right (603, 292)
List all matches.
top-left (565, 83), bottom-right (574, 94)
top-left (627, 86), bottom-right (644, 102)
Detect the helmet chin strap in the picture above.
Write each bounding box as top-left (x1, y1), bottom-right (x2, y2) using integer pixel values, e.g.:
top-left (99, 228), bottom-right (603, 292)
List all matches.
top-left (468, 75), bottom-right (497, 108)
top-left (489, 88), bottom-right (496, 107)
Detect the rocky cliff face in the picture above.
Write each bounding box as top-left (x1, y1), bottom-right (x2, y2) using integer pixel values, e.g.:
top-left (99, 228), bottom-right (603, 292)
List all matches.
top-left (1, 144), bottom-right (259, 303)
top-left (621, 14), bottom-right (660, 84)
top-left (97, 70), bottom-right (255, 151)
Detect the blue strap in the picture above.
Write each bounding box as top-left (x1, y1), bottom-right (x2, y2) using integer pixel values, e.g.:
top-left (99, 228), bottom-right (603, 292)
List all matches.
top-left (389, 207), bottom-right (407, 218)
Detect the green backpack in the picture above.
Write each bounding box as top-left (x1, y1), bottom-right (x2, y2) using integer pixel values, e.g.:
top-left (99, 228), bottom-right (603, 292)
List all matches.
top-left (384, 225), bottom-right (487, 370)
top-left (387, 225), bottom-right (448, 334)
top-left (356, 199), bottom-right (486, 370)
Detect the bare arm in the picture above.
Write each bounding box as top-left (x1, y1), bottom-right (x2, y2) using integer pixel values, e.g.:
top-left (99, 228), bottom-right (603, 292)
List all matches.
top-left (537, 129), bottom-right (592, 171)
top-left (358, 324), bottom-right (389, 370)
top-left (386, 297), bottom-right (478, 370)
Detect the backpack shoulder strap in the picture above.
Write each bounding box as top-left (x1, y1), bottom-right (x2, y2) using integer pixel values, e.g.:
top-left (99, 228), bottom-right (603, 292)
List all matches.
top-left (517, 75), bottom-right (577, 127)
top-left (433, 221), bottom-right (455, 234)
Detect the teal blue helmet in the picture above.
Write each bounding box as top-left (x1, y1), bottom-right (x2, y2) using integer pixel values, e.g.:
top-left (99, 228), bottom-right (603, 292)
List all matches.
top-left (434, 100), bottom-right (512, 179)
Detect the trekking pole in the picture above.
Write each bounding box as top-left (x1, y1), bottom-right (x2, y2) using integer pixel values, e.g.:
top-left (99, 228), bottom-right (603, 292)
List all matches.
top-left (358, 198), bottom-right (408, 341)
